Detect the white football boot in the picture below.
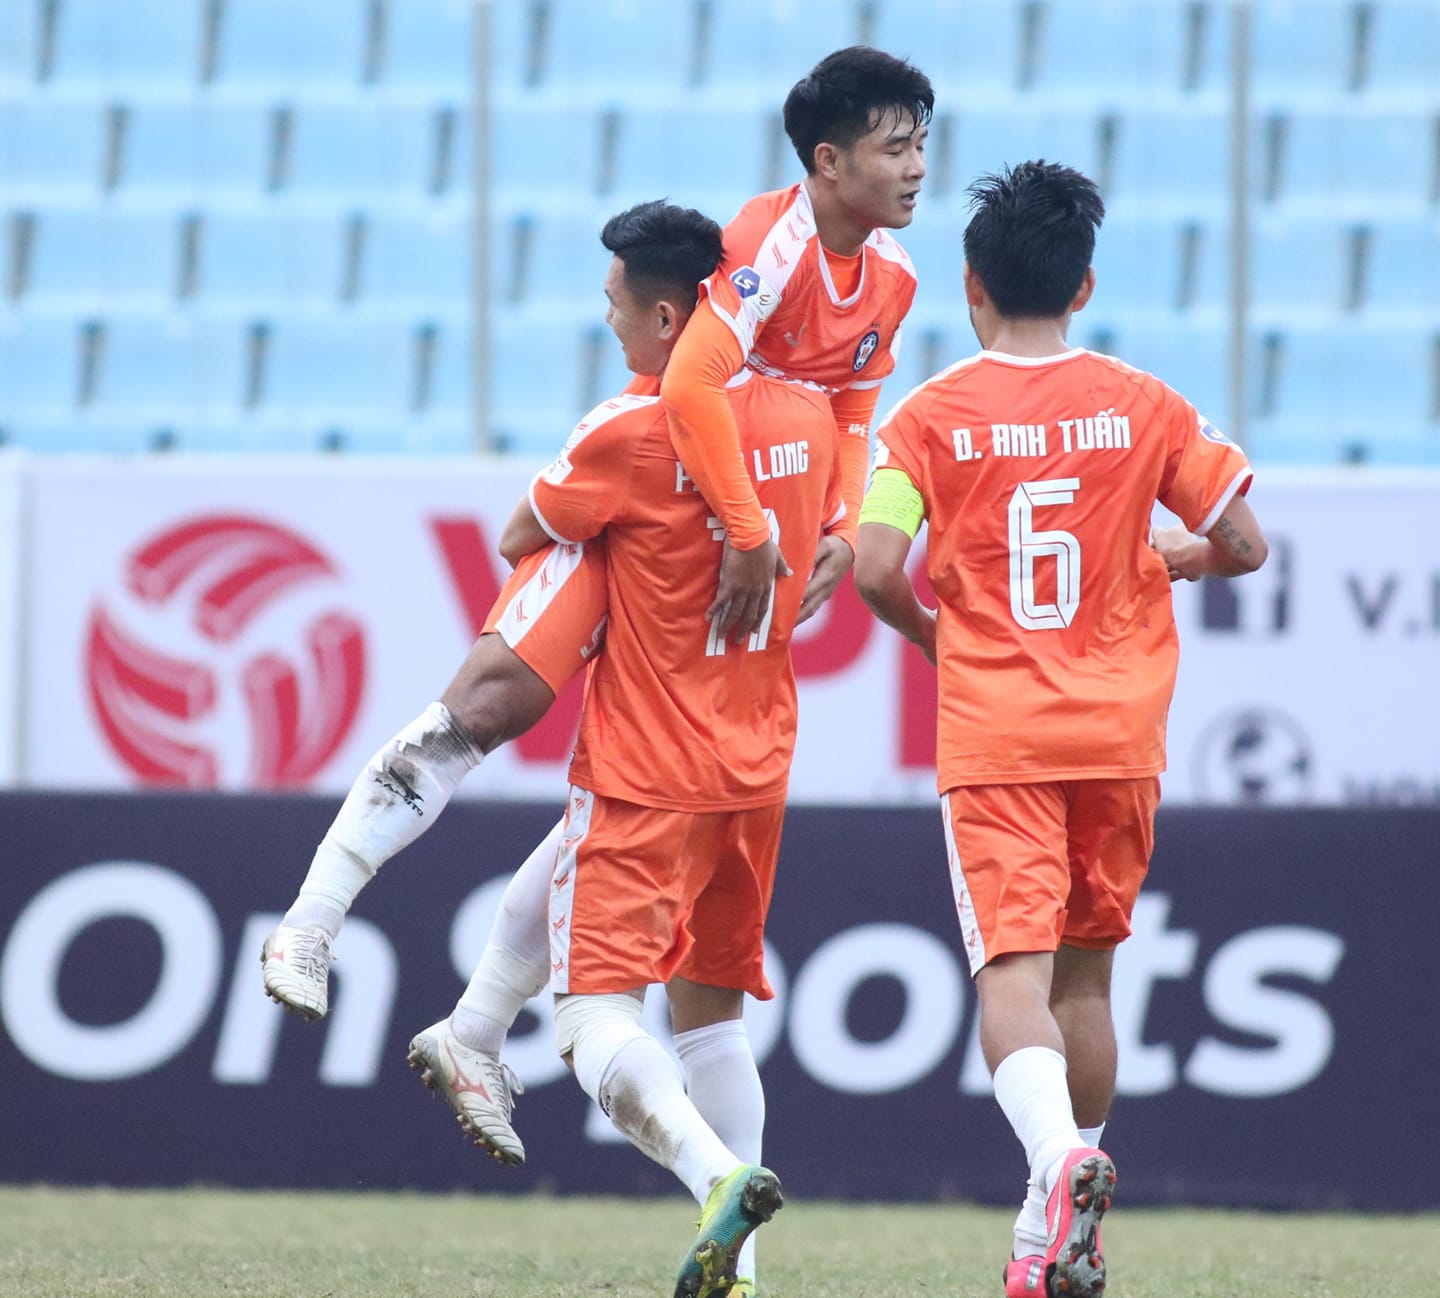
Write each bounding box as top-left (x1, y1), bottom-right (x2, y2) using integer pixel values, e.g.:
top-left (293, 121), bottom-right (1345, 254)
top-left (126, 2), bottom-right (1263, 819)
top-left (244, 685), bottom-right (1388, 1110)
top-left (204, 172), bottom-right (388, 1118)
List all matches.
top-left (260, 923), bottom-right (335, 1021)
top-left (407, 1019), bottom-right (525, 1166)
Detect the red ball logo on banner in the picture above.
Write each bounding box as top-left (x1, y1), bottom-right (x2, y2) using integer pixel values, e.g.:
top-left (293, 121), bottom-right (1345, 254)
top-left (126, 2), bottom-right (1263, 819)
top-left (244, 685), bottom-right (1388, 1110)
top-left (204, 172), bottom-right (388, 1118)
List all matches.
top-left (85, 515), bottom-right (366, 788)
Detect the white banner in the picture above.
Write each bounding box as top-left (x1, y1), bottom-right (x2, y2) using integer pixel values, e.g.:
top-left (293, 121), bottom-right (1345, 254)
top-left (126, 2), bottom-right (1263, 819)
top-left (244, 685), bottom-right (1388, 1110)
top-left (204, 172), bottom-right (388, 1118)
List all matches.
top-left (11, 456), bottom-right (1439, 807)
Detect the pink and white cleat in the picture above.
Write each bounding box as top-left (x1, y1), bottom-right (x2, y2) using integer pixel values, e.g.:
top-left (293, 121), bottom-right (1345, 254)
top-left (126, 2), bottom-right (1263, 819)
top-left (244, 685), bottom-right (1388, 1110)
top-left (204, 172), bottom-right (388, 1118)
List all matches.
top-left (1003, 1254), bottom-right (1048, 1296)
top-left (1042, 1148), bottom-right (1116, 1297)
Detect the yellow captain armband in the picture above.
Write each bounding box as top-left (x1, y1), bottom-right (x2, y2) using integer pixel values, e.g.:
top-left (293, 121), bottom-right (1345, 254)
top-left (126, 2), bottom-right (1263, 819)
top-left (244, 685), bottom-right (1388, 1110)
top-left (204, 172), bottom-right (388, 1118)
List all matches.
top-left (859, 467), bottom-right (925, 538)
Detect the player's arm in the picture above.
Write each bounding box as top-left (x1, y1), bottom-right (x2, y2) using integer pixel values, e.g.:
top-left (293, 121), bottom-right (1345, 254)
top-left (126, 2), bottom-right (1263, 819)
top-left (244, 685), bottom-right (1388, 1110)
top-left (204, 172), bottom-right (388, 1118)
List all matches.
top-left (795, 385), bottom-right (881, 623)
top-left (797, 410), bottom-right (854, 625)
top-left (853, 467), bottom-right (936, 665)
top-left (1153, 493), bottom-right (1268, 581)
top-left (661, 302), bottom-right (788, 640)
top-left (498, 496), bottom-right (552, 568)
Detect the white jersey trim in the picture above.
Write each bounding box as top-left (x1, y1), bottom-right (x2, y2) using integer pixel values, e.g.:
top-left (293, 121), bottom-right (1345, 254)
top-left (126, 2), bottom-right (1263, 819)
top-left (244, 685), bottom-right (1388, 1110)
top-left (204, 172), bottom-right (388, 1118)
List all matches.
top-left (1196, 465), bottom-right (1255, 536)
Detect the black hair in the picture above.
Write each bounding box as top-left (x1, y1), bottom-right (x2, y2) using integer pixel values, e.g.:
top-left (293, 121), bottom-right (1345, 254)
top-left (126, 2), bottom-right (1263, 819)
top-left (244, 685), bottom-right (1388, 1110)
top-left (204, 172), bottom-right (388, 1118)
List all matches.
top-left (782, 46), bottom-right (934, 174)
top-left (599, 199), bottom-right (724, 312)
top-left (962, 161), bottom-right (1105, 318)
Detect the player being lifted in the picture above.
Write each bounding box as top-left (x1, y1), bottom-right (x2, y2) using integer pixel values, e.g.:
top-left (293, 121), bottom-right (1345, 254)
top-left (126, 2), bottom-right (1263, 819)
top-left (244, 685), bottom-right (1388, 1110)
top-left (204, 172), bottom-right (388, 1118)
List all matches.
top-left (854, 161), bottom-right (1268, 1298)
top-left (260, 43), bottom-right (932, 1168)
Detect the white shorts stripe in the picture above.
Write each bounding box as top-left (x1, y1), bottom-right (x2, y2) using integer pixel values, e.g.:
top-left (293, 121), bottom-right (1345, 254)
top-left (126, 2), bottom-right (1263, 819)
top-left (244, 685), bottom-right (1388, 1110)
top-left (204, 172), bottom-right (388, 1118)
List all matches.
top-left (492, 541), bottom-right (589, 651)
top-left (548, 784), bottom-right (594, 994)
top-left (941, 792), bottom-right (987, 975)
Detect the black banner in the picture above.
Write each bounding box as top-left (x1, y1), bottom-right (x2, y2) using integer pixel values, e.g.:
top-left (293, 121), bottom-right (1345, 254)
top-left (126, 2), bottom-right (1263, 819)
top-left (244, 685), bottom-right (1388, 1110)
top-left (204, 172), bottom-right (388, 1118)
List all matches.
top-left (3, 792), bottom-right (1436, 1209)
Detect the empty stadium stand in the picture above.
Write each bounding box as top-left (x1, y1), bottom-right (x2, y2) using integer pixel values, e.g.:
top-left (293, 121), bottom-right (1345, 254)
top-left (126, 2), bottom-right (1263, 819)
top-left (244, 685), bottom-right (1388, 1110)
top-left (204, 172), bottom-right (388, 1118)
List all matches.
top-left (0, 0), bottom-right (1434, 464)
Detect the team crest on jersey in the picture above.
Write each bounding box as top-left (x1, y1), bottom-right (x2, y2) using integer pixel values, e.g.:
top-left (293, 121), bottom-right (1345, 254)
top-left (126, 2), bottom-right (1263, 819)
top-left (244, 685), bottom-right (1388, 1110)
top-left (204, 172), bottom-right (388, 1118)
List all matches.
top-left (1197, 414), bottom-right (1233, 445)
top-left (852, 329), bottom-right (881, 372)
top-left (730, 265), bottom-right (763, 298)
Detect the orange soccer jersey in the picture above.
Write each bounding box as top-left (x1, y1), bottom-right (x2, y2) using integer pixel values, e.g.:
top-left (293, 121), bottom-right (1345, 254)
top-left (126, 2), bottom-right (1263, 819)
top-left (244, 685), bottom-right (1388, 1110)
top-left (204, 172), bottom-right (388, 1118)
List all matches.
top-left (664, 184), bottom-right (919, 548)
top-left (874, 347), bottom-right (1254, 790)
top-left (529, 371), bottom-right (841, 811)
top-left (709, 183), bottom-right (917, 398)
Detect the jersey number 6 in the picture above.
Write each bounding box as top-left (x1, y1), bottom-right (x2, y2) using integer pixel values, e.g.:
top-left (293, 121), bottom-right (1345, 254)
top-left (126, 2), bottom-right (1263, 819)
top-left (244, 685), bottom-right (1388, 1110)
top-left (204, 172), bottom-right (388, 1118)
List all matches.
top-left (1008, 478), bottom-right (1081, 631)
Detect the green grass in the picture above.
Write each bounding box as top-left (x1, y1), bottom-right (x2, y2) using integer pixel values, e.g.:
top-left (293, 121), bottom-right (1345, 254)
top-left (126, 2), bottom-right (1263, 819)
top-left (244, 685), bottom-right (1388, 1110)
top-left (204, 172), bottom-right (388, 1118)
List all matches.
top-left (1, 1186), bottom-right (1435, 1298)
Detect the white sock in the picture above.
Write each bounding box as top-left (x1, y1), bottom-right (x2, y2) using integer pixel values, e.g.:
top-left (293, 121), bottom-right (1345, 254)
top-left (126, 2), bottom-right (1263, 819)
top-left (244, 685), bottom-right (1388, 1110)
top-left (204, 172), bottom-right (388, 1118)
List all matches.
top-left (1013, 1121), bottom-right (1106, 1257)
top-left (558, 995), bottom-right (736, 1201)
top-left (993, 1047), bottom-right (1083, 1199)
top-left (450, 820), bottom-right (563, 1053)
top-left (284, 703), bottom-right (480, 931)
top-left (674, 1020), bottom-right (765, 1280)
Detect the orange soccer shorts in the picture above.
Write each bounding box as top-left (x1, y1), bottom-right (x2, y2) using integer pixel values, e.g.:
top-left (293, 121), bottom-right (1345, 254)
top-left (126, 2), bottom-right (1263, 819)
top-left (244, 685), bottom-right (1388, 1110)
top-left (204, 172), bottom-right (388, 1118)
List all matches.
top-left (940, 777), bottom-right (1161, 975)
top-left (481, 539), bottom-right (609, 695)
top-left (547, 785), bottom-right (785, 1000)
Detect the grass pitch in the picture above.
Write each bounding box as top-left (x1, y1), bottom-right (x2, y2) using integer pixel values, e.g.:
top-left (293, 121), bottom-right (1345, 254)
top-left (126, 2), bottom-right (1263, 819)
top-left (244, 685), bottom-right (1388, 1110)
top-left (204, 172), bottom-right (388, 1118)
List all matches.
top-left (0, 1185), bottom-right (1434, 1298)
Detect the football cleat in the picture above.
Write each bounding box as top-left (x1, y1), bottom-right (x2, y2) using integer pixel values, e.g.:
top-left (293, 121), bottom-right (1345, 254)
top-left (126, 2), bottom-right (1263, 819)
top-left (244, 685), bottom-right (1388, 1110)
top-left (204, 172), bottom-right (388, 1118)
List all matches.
top-left (1003, 1254), bottom-right (1048, 1296)
top-left (674, 1164), bottom-right (783, 1298)
top-left (407, 1020), bottom-right (525, 1166)
top-left (1043, 1148), bottom-right (1116, 1297)
top-left (260, 924), bottom-right (334, 1021)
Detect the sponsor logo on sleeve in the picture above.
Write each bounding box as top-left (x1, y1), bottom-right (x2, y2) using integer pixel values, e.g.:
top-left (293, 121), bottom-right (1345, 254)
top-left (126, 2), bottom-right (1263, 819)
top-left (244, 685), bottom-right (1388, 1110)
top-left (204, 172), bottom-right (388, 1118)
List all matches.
top-left (1197, 413), bottom-right (1233, 445)
top-left (730, 266), bottom-right (763, 298)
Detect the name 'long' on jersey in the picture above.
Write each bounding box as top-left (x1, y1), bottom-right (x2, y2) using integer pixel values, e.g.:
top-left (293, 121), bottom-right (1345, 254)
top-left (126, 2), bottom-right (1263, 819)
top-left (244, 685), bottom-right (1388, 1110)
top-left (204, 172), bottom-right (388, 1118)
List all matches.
top-left (873, 347), bottom-right (1254, 791)
top-left (530, 371), bottom-right (841, 812)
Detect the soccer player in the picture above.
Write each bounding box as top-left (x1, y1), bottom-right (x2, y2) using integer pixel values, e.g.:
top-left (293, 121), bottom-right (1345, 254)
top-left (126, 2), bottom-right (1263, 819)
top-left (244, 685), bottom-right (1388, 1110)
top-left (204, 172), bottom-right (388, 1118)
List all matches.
top-left (852, 161), bottom-right (1268, 1298)
top-left (262, 43), bottom-right (931, 1163)
top-left (517, 198), bottom-right (838, 1298)
top-left (404, 40), bottom-right (933, 1150)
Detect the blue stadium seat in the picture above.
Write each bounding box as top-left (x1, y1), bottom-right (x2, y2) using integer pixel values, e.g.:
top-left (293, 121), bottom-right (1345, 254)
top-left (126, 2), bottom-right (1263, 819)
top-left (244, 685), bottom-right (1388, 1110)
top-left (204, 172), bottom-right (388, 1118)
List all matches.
top-left (531, 0), bottom-right (697, 100)
top-left (1271, 109), bottom-right (1437, 215)
top-left (198, 211), bottom-right (348, 305)
top-left (505, 209), bottom-right (613, 306)
top-left (285, 102), bottom-right (441, 196)
top-left (868, 0), bottom-right (1022, 102)
top-left (120, 100), bottom-right (271, 195)
top-left (1027, 0), bottom-right (1222, 100)
top-left (24, 210), bottom-right (180, 311)
top-left (1090, 216), bottom-right (1228, 316)
top-left (951, 107), bottom-right (1102, 196)
top-left (1250, 0), bottom-right (1358, 106)
top-left (603, 105), bottom-right (774, 214)
top-left (1249, 216), bottom-right (1352, 321)
top-left (215, 0), bottom-right (367, 88)
top-left (50, 0), bottom-right (203, 88)
top-left (699, 0), bottom-right (863, 93)
top-left (1365, 0), bottom-right (1440, 103)
top-left (262, 316), bottom-right (414, 416)
top-left (489, 313), bottom-right (595, 453)
top-left (1363, 215), bottom-right (1440, 317)
top-left (0, 313), bottom-right (85, 414)
top-left (381, 0), bottom-right (471, 93)
top-left (425, 319), bottom-right (471, 417)
top-left (0, 100), bottom-right (107, 199)
top-left (491, 102), bottom-right (607, 208)
top-left (98, 315), bottom-right (248, 414)
top-left (1247, 325), bottom-right (1438, 464)
top-left (0, 0), bottom-right (38, 89)
top-left (364, 210), bottom-right (470, 308)
top-left (1105, 107), bottom-right (1233, 218)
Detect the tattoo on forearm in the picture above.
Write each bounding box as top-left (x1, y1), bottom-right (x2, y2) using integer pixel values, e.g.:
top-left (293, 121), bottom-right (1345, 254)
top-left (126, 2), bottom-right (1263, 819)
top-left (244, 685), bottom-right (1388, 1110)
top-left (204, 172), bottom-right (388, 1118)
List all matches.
top-left (1213, 516), bottom-right (1251, 556)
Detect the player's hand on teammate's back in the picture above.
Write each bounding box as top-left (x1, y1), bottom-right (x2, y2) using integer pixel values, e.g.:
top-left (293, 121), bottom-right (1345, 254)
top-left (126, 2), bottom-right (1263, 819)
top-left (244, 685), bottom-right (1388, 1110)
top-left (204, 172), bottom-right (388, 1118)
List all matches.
top-left (796, 535), bottom-right (855, 625)
top-left (708, 538), bottom-right (791, 639)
